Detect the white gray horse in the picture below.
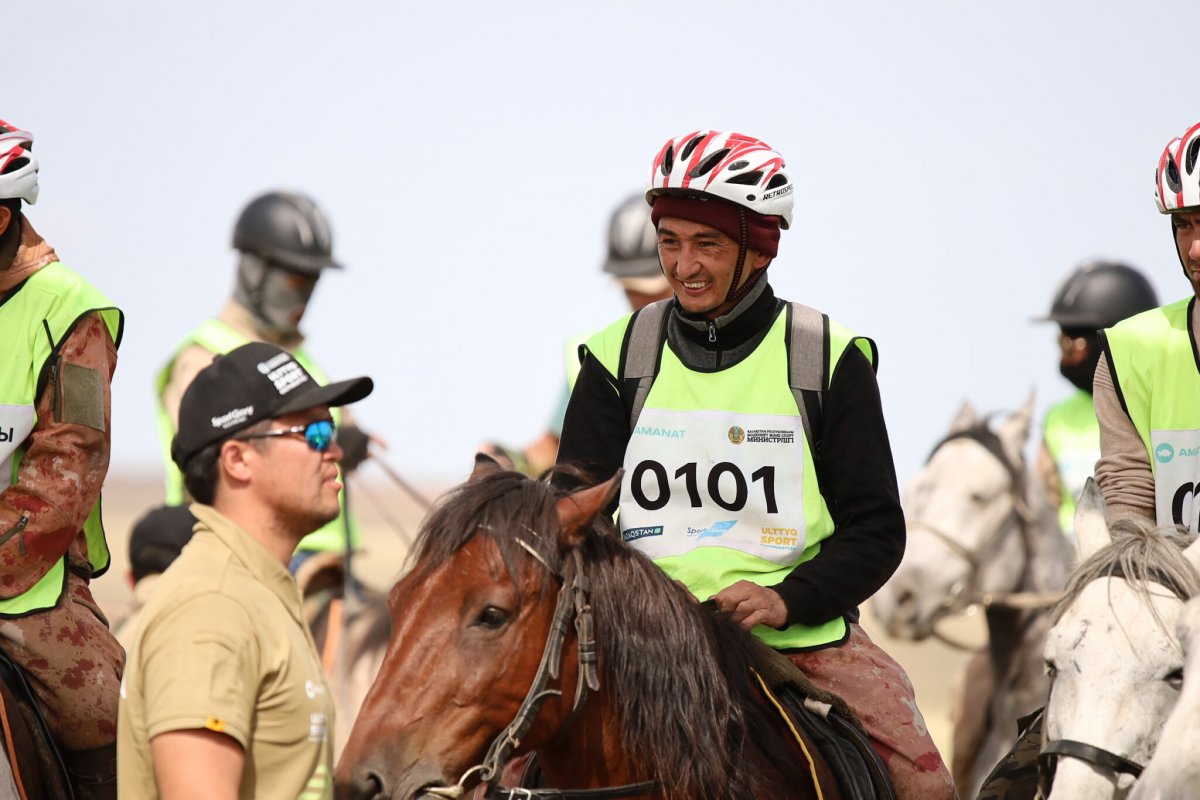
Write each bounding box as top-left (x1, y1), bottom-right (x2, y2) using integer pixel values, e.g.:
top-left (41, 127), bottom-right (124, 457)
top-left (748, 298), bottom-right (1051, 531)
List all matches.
top-left (1121, 587), bottom-right (1200, 800)
top-left (872, 397), bottom-right (1072, 798)
top-left (1039, 481), bottom-right (1200, 799)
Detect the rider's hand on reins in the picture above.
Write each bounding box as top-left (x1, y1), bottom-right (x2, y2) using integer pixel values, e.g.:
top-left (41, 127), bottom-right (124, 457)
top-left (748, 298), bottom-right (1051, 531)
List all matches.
top-left (712, 580), bottom-right (788, 630)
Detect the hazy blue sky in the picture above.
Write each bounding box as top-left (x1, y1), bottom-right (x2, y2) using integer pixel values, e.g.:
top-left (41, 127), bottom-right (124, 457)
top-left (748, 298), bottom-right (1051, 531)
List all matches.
top-left (12, 0), bottom-right (1197, 492)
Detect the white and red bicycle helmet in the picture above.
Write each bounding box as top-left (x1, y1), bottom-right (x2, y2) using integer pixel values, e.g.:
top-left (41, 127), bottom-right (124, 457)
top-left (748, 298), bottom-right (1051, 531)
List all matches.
top-left (1155, 121), bottom-right (1200, 214)
top-left (0, 121), bottom-right (38, 205)
top-left (646, 130), bottom-right (793, 228)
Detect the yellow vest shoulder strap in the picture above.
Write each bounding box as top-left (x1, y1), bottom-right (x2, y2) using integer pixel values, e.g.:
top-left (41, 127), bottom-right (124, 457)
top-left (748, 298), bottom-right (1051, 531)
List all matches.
top-left (608, 300), bottom-right (875, 456)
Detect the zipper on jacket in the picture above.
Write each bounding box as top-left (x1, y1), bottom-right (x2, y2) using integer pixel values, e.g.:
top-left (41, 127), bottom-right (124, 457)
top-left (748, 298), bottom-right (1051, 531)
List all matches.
top-left (42, 319), bottom-right (64, 423)
top-left (707, 321), bottom-right (717, 343)
top-left (48, 358), bottom-right (61, 422)
top-left (0, 515), bottom-right (30, 555)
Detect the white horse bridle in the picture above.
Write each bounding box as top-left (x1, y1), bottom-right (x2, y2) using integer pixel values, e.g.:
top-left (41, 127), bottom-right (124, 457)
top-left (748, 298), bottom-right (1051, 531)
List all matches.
top-left (906, 425), bottom-right (1060, 649)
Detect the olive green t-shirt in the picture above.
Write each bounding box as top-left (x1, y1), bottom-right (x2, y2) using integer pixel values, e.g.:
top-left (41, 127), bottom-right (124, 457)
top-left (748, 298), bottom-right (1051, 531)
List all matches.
top-left (117, 504), bottom-right (335, 799)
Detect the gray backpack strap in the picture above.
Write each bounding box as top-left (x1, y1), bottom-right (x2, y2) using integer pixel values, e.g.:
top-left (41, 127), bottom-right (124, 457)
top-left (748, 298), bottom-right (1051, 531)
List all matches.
top-left (787, 302), bottom-right (829, 454)
top-left (622, 299), bottom-right (671, 432)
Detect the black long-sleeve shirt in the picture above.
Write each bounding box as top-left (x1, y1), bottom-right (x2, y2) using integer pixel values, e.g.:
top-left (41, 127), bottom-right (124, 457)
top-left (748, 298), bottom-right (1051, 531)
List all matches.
top-left (555, 282), bottom-right (905, 629)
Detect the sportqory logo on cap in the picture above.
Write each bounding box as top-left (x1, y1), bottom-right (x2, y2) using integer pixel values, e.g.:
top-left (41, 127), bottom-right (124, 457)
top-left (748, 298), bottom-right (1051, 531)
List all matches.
top-left (211, 405), bottom-right (254, 430)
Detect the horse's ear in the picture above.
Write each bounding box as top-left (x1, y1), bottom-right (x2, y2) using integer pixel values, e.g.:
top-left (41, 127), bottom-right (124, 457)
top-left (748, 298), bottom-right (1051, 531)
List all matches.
top-left (1183, 536), bottom-right (1200, 576)
top-left (555, 471), bottom-right (623, 550)
top-left (1074, 478), bottom-right (1112, 561)
top-left (948, 400), bottom-right (979, 434)
top-left (470, 452), bottom-right (505, 482)
top-left (997, 391), bottom-right (1034, 464)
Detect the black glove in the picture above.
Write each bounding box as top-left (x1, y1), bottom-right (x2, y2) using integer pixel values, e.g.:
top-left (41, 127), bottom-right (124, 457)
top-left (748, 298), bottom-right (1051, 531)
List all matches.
top-left (337, 424), bottom-right (371, 473)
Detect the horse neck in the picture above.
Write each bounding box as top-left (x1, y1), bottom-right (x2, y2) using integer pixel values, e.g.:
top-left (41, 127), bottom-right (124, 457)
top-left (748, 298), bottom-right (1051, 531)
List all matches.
top-left (539, 547), bottom-right (819, 800)
top-left (981, 470), bottom-right (1069, 595)
top-left (1019, 476), bottom-right (1072, 594)
top-left (535, 690), bottom-right (647, 792)
top-left (980, 478), bottom-right (1066, 671)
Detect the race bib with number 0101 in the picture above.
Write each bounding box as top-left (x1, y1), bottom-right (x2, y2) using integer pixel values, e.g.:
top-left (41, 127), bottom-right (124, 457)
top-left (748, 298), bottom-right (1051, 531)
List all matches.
top-left (619, 408), bottom-right (807, 565)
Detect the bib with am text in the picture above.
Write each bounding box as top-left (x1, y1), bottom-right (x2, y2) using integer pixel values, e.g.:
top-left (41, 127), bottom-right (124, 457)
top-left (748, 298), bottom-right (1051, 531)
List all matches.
top-left (1152, 428), bottom-right (1200, 533)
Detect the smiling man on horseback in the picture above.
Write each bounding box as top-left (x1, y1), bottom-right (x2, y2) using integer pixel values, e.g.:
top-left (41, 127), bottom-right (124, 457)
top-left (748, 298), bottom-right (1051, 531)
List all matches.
top-left (555, 129), bottom-right (955, 798)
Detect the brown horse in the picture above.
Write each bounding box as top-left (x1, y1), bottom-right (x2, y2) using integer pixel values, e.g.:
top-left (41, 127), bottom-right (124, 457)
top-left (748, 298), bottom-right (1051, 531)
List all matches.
top-left (335, 459), bottom-right (854, 800)
top-left (298, 552), bottom-right (393, 759)
top-left (0, 649), bottom-right (73, 799)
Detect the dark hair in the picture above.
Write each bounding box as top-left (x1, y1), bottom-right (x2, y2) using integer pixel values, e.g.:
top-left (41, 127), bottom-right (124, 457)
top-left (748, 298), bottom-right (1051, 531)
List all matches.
top-left (132, 542), bottom-right (182, 581)
top-left (180, 419), bottom-right (272, 504)
top-left (181, 441), bottom-right (222, 505)
top-left (128, 505), bottom-right (197, 581)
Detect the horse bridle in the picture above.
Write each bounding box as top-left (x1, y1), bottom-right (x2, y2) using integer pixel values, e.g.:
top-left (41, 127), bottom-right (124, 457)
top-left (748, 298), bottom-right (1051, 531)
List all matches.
top-left (424, 543), bottom-right (657, 800)
top-left (1036, 740), bottom-right (1143, 798)
top-left (1036, 565), bottom-right (1195, 797)
top-left (906, 426), bottom-right (1058, 649)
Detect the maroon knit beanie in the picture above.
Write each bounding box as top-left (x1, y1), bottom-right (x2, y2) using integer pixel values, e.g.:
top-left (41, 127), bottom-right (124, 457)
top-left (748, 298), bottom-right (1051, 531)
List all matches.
top-left (650, 195), bottom-right (781, 257)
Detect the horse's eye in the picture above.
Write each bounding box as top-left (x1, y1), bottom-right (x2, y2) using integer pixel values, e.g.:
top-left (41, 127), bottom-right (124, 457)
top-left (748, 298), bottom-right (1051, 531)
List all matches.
top-left (1166, 667), bottom-right (1184, 689)
top-left (475, 606), bottom-right (511, 630)
top-left (1044, 660), bottom-right (1057, 680)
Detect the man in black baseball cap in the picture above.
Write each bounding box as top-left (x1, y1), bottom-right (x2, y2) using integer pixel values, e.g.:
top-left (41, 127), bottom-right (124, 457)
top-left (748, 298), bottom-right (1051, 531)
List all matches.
top-left (118, 341), bottom-right (373, 797)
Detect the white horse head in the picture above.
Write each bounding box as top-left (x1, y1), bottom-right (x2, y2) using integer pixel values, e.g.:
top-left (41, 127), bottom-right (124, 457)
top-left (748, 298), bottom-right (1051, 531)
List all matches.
top-left (1041, 480), bottom-right (1200, 799)
top-left (1125, 595), bottom-right (1200, 800)
top-left (873, 394), bottom-right (1065, 639)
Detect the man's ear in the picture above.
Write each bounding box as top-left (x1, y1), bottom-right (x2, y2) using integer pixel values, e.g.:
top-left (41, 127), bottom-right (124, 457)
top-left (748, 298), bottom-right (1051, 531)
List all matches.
top-left (0, 206), bottom-right (11, 237)
top-left (219, 439), bottom-right (254, 484)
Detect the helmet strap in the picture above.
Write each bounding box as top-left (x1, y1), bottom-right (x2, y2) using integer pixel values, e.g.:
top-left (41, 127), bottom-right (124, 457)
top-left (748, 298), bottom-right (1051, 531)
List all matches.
top-left (723, 207), bottom-right (770, 306)
top-left (0, 210), bottom-right (22, 272)
top-left (1172, 217), bottom-right (1191, 281)
top-left (722, 207), bottom-right (749, 305)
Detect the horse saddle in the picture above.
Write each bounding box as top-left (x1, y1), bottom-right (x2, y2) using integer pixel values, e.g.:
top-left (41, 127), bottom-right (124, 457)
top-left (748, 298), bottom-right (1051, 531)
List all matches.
top-left (748, 639), bottom-right (897, 800)
top-left (0, 646), bottom-right (74, 800)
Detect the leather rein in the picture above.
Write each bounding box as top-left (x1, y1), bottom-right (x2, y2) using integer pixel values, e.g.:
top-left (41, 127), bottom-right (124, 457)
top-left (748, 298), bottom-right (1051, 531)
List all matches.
top-left (423, 543), bottom-right (657, 800)
top-left (906, 427), bottom-right (1061, 651)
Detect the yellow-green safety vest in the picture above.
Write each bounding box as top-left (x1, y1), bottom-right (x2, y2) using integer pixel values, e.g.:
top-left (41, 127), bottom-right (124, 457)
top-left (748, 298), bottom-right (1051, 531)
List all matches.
top-left (1042, 389), bottom-right (1099, 537)
top-left (0, 262), bottom-right (122, 616)
top-left (1102, 297), bottom-right (1200, 532)
top-left (586, 302), bottom-right (875, 650)
top-left (154, 319), bottom-right (356, 552)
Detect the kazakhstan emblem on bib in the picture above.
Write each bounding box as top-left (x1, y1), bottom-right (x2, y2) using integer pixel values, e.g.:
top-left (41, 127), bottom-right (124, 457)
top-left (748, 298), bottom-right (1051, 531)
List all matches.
top-left (727, 426), bottom-right (745, 445)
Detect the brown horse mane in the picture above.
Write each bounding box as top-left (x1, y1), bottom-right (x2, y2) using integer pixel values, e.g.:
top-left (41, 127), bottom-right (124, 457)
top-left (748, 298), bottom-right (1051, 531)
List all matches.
top-left (407, 469), bottom-right (817, 800)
